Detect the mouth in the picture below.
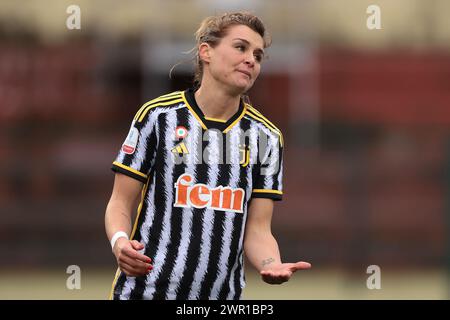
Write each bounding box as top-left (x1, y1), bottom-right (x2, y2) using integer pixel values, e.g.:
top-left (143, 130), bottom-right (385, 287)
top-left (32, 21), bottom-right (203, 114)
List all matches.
top-left (237, 70), bottom-right (251, 79)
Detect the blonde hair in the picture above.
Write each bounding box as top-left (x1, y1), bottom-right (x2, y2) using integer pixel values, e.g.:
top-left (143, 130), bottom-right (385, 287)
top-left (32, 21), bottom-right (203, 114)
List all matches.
top-left (193, 12), bottom-right (271, 88)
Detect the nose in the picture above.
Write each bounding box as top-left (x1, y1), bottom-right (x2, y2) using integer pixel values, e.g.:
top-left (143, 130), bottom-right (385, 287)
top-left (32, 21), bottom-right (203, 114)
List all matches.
top-left (244, 53), bottom-right (255, 67)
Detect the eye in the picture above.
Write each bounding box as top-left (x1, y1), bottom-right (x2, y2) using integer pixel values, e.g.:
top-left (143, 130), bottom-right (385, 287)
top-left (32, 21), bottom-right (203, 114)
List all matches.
top-left (254, 53), bottom-right (263, 63)
top-left (235, 45), bottom-right (246, 52)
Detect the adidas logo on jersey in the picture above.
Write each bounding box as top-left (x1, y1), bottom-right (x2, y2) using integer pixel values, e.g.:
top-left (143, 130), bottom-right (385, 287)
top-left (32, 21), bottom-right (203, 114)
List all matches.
top-left (174, 173), bottom-right (244, 213)
top-left (171, 142), bottom-right (189, 155)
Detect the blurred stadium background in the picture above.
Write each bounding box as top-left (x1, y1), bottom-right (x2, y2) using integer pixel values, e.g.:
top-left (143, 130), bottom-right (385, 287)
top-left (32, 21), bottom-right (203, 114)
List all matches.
top-left (1, 0), bottom-right (449, 299)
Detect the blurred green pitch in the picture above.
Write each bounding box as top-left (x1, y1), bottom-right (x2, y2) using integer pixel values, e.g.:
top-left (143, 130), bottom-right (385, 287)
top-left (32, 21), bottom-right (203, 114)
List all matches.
top-left (0, 268), bottom-right (447, 300)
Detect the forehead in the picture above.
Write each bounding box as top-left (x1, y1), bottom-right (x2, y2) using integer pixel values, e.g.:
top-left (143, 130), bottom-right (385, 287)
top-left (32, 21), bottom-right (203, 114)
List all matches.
top-left (223, 25), bottom-right (265, 49)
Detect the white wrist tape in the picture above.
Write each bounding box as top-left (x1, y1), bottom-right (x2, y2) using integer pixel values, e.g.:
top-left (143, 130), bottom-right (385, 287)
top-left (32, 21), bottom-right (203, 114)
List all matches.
top-left (110, 231), bottom-right (129, 250)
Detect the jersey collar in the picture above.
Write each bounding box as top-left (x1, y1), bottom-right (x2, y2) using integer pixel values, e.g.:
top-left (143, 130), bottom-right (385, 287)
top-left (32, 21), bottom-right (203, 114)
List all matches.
top-left (182, 88), bottom-right (246, 133)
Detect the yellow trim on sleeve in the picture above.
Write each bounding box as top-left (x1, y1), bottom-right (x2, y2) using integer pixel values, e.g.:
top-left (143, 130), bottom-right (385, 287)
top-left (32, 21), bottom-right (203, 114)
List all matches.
top-left (252, 189), bottom-right (283, 195)
top-left (113, 161), bottom-right (148, 179)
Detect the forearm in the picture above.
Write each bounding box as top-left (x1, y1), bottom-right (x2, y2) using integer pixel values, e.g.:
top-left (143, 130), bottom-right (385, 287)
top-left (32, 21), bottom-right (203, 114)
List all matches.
top-left (244, 230), bottom-right (282, 272)
top-left (105, 199), bottom-right (133, 242)
top-left (105, 197), bottom-right (152, 277)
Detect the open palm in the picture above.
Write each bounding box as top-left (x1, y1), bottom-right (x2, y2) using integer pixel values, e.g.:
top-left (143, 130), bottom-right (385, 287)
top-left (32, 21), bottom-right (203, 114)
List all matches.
top-left (260, 261), bottom-right (311, 285)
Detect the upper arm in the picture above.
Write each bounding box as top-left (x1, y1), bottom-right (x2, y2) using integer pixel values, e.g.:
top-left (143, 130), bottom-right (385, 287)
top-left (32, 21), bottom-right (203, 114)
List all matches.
top-left (245, 198), bottom-right (274, 235)
top-left (109, 173), bottom-right (144, 214)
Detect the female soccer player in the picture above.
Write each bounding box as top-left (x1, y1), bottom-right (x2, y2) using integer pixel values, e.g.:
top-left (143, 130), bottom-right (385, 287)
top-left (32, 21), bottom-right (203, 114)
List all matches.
top-left (105, 11), bottom-right (311, 300)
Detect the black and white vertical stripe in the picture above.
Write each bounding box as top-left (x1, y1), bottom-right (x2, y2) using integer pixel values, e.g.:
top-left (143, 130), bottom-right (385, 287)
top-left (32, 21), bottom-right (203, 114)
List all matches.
top-left (142, 106), bottom-right (183, 299)
top-left (187, 128), bottom-right (222, 299)
top-left (165, 112), bottom-right (201, 299)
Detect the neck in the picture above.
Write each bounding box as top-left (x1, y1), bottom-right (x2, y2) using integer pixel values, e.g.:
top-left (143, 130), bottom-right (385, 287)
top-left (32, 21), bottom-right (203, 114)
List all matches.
top-left (194, 81), bottom-right (242, 121)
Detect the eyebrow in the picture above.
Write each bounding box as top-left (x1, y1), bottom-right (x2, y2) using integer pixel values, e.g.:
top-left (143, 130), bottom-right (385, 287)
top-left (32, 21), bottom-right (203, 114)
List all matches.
top-left (232, 38), bottom-right (265, 55)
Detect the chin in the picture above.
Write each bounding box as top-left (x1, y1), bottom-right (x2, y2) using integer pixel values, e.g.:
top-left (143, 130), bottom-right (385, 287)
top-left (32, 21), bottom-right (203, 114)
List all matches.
top-left (223, 78), bottom-right (253, 95)
top-left (225, 84), bottom-right (246, 96)
top-left (235, 80), bottom-right (253, 92)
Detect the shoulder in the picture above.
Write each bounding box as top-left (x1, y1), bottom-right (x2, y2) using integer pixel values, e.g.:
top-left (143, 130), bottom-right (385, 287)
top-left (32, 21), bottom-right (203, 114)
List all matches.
top-left (244, 103), bottom-right (284, 147)
top-left (133, 91), bottom-right (186, 123)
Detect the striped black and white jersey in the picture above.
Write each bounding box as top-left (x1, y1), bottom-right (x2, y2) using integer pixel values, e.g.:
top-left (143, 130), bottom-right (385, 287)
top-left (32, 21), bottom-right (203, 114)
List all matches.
top-left (110, 88), bottom-right (283, 300)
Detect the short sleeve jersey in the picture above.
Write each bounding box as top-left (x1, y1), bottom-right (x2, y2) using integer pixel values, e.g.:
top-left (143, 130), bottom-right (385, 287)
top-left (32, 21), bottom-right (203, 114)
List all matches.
top-left (110, 89), bottom-right (283, 300)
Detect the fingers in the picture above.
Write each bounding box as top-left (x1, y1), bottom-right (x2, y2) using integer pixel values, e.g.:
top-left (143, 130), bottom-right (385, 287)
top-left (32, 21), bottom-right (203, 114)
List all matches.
top-left (260, 261), bottom-right (312, 285)
top-left (119, 261), bottom-right (152, 277)
top-left (122, 241), bottom-right (152, 263)
top-left (130, 240), bottom-right (144, 251)
top-left (118, 253), bottom-right (153, 277)
top-left (127, 248), bottom-right (152, 264)
top-left (119, 253), bottom-right (152, 271)
top-left (290, 261), bottom-right (312, 271)
top-left (115, 241), bottom-right (153, 277)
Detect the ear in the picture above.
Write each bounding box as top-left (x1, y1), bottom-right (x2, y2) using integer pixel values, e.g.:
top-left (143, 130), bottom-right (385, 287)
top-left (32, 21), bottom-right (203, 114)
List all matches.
top-left (198, 43), bottom-right (211, 64)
